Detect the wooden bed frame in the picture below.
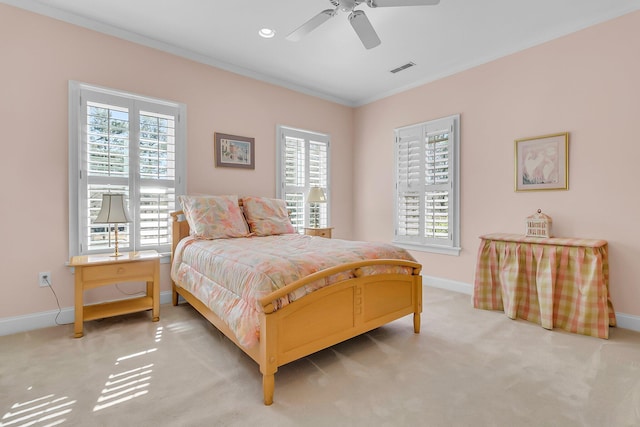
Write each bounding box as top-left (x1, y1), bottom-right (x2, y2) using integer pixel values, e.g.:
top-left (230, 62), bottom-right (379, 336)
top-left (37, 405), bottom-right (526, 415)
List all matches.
top-left (170, 211), bottom-right (423, 405)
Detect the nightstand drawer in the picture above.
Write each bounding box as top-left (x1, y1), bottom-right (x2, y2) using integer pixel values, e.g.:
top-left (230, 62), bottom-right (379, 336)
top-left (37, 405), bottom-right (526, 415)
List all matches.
top-left (82, 260), bottom-right (155, 282)
top-left (304, 227), bottom-right (333, 238)
top-left (314, 229), bottom-right (331, 238)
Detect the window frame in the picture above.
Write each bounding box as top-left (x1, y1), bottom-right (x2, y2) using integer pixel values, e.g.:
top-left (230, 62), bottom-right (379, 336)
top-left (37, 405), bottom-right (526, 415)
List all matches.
top-left (393, 114), bottom-right (461, 256)
top-left (276, 125), bottom-right (331, 233)
top-left (68, 81), bottom-right (186, 258)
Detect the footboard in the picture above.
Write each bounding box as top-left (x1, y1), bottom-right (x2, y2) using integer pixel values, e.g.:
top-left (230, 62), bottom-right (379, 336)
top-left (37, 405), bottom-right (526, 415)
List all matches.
top-left (258, 259), bottom-right (422, 405)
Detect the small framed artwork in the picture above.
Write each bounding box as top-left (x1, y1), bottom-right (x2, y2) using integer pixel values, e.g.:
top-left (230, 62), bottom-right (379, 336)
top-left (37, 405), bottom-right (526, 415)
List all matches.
top-left (515, 132), bottom-right (569, 192)
top-left (214, 132), bottom-right (255, 169)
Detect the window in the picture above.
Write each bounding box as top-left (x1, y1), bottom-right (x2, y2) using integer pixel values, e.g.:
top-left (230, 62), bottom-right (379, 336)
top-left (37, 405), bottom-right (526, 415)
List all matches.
top-left (394, 114), bottom-right (460, 255)
top-left (276, 126), bottom-right (330, 233)
top-left (69, 82), bottom-right (186, 257)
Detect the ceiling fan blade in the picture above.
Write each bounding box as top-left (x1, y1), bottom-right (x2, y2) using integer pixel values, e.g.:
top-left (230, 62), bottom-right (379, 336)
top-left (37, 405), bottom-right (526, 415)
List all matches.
top-left (349, 10), bottom-right (381, 49)
top-left (367, 0), bottom-right (440, 7)
top-left (286, 9), bottom-right (335, 42)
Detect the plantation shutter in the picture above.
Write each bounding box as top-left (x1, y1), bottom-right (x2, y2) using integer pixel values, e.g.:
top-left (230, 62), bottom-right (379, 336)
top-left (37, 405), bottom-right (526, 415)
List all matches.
top-left (308, 138), bottom-right (328, 227)
top-left (395, 126), bottom-right (422, 243)
top-left (424, 124), bottom-right (452, 243)
top-left (138, 108), bottom-right (177, 248)
top-left (84, 100), bottom-right (132, 252)
top-left (70, 82), bottom-right (185, 256)
top-left (277, 126), bottom-right (330, 232)
top-left (394, 115), bottom-right (460, 254)
top-left (283, 134), bottom-right (306, 230)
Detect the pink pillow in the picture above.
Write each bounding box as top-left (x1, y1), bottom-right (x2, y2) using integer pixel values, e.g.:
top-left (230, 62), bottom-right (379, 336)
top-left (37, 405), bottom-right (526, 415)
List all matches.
top-left (241, 196), bottom-right (295, 236)
top-left (179, 195), bottom-right (249, 239)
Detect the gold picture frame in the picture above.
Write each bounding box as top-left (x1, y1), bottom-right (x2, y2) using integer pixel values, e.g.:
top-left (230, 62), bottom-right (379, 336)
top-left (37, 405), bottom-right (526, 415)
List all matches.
top-left (214, 132), bottom-right (255, 169)
top-left (515, 132), bottom-right (568, 192)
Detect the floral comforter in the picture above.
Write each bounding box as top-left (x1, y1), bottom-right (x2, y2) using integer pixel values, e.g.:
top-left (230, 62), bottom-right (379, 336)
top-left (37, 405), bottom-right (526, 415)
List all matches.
top-left (171, 234), bottom-right (416, 347)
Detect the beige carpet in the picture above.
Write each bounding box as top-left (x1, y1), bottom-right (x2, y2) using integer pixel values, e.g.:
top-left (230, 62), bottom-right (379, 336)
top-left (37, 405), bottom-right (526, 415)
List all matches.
top-left (1, 287), bottom-right (639, 427)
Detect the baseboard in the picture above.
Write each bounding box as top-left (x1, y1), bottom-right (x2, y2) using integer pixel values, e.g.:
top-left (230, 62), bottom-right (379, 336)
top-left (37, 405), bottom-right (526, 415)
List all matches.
top-left (423, 275), bottom-right (640, 333)
top-left (424, 275), bottom-right (473, 295)
top-left (614, 313), bottom-right (640, 332)
top-left (2, 283), bottom-right (639, 336)
top-left (0, 291), bottom-right (174, 337)
top-left (0, 307), bottom-right (76, 337)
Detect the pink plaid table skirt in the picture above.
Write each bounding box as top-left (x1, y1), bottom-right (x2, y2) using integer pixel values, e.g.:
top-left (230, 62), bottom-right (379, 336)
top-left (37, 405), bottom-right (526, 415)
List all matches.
top-left (473, 233), bottom-right (616, 339)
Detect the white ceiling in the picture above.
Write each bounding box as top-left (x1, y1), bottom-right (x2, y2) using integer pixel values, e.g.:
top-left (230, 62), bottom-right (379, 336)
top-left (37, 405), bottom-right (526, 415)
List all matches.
top-left (6, 0), bottom-right (640, 106)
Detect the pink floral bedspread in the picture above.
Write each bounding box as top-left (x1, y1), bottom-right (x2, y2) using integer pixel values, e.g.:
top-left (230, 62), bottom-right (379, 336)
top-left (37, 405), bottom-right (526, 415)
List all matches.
top-left (171, 234), bottom-right (416, 347)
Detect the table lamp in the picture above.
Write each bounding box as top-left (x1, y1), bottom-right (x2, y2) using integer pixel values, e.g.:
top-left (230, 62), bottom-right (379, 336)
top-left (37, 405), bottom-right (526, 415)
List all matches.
top-left (94, 193), bottom-right (132, 257)
top-left (306, 187), bottom-right (326, 228)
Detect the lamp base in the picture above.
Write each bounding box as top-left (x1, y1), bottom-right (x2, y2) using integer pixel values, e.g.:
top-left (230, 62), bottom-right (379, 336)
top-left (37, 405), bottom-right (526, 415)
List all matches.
top-left (110, 228), bottom-right (123, 258)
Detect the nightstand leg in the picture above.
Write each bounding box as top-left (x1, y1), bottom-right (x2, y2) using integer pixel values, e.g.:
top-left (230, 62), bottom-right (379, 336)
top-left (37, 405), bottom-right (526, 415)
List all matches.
top-left (74, 271), bottom-right (84, 338)
top-left (151, 260), bottom-right (160, 321)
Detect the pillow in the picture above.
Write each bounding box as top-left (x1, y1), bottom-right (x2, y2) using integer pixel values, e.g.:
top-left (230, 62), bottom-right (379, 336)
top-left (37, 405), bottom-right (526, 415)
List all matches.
top-left (241, 196), bottom-right (295, 236)
top-left (178, 194), bottom-right (249, 239)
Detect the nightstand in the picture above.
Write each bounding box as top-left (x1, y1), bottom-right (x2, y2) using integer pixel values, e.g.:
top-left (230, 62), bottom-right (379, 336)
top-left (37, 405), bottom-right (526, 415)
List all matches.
top-left (68, 250), bottom-right (160, 338)
top-left (304, 227), bottom-right (333, 238)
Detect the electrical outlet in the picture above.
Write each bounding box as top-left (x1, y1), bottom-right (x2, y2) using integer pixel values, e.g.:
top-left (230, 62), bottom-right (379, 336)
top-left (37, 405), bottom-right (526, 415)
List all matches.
top-left (39, 272), bottom-right (51, 287)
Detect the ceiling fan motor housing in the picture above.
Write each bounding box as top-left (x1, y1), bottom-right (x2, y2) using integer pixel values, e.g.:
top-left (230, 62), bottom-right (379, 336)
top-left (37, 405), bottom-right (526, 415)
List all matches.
top-left (331, 0), bottom-right (362, 12)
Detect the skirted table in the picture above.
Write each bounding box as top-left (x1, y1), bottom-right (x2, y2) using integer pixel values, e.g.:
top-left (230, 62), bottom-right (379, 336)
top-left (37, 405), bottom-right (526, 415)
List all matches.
top-left (473, 233), bottom-right (616, 339)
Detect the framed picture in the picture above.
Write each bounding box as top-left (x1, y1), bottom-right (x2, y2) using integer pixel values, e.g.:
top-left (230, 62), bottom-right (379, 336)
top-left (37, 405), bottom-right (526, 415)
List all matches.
top-left (515, 132), bottom-right (568, 192)
top-left (214, 132), bottom-right (255, 169)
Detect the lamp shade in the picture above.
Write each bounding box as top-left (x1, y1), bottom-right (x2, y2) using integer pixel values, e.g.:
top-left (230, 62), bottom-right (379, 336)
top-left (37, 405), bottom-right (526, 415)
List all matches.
top-left (94, 193), bottom-right (132, 224)
top-left (307, 187), bottom-right (327, 203)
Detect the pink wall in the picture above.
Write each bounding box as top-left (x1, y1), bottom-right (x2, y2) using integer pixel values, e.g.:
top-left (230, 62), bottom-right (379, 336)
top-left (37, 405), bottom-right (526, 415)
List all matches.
top-left (1, 3), bottom-right (638, 324)
top-left (353, 11), bottom-right (640, 316)
top-left (0, 4), bottom-right (354, 318)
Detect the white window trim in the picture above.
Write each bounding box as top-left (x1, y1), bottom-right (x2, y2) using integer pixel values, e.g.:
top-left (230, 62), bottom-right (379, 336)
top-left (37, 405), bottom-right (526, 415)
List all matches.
top-left (68, 81), bottom-right (187, 258)
top-left (393, 114), bottom-right (461, 256)
top-left (276, 125), bottom-right (331, 231)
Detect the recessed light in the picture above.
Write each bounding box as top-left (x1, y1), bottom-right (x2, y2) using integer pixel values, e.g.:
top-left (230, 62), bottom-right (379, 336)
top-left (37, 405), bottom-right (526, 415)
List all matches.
top-left (258, 28), bottom-right (276, 39)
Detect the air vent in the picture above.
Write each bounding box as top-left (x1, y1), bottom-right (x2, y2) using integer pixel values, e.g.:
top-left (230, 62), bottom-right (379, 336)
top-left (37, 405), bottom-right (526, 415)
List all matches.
top-left (390, 62), bottom-right (416, 74)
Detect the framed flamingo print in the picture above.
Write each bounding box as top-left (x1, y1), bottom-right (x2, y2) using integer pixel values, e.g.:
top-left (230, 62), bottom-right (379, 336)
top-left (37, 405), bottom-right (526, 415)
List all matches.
top-left (515, 132), bottom-right (569, 192)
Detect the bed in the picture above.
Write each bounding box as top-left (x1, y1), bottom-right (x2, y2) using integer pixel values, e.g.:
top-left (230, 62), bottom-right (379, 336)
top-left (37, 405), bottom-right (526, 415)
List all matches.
top-left (170, 195), bottom-right (423, 405)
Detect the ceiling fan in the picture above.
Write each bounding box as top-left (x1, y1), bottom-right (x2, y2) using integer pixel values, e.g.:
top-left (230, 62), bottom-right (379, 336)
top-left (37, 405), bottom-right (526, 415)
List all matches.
top-left (286, 0), bottom-right (441, 50)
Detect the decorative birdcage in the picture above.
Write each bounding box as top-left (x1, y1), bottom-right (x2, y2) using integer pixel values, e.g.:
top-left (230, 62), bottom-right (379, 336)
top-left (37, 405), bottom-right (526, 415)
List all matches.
top-left (526, 209), bottom-right (552, 238)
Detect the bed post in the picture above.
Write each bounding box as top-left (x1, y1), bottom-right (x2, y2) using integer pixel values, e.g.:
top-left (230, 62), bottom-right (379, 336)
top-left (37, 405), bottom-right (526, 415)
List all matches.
top-left (170, 211), bottom-right (189, 306)
top-left (413, 268), bottom-right (422, 334)
top-left (259, 312), bottom-right (278, 405)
